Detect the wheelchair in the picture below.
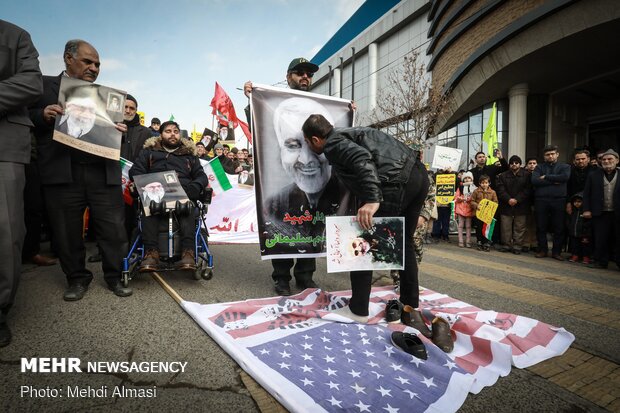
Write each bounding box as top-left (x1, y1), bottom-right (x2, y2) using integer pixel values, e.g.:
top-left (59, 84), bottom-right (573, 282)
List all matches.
top-left (121, 187), bottom-right (214, 287)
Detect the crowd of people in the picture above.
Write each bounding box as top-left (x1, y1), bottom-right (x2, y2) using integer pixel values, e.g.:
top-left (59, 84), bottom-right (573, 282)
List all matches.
top-left (1, 19), bottom-right (618, 352)
top-left (425, 146), bottom-right (620, 270)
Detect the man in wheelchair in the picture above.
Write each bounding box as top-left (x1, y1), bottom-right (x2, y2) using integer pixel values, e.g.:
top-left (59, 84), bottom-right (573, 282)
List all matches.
top-left (129, 121), bottom-right (208, 272)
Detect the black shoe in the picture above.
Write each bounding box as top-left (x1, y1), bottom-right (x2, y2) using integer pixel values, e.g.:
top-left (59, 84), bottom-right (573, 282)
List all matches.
top-left (385, 299), bottom-right (404, 323)
top-left (391, 332), bottom-right (427, 359)
top-left (108, 281), bottom-right (133, 297)
top-left (63, 283), bottom-right (88, 301)
top-left (296, 279), bottom-right (318, 289)
top-left (0, 323), bottom-right (11, 348)
top-left (512, 249), bottom-right (521, 255)
top-left (87, 253), bottom-right (102, 263)
top-left (498, 247), bottom-right (510, 253)
top-left (274, 279), bottom-right (291, 296)
top-left (588, 262), bottom-right (608, 269)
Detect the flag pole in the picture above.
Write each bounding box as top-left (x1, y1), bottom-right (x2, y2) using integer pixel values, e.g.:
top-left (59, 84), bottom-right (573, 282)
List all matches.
top-left (151, 272), bottom-right (183, 305)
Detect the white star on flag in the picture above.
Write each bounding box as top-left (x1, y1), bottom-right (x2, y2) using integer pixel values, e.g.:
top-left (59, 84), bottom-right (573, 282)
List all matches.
top-left (395, 376), bottom-right (410, 385)
top-left (327, 396), bottom-right (342, 407)
top-left (300, 365), bottom-right (313, 373)
top-left (355, 400), bottom-right (371, 412)
top-left (325, 381), bottom-right (339, 390)
top-left (300, 378), bottom-right (314, 386)
top-left (383, 403), bottom-right (400, 413)
top-left (350, 383), bottom-right (366, 394)
top-left (421, 376), bottom-right (437, 388)
top-left (376, 386), bottom-right (392, 397)
top-left (347, 369), bottom-right (361, 378)
top-left (324, 367), bottom-right (337, 376)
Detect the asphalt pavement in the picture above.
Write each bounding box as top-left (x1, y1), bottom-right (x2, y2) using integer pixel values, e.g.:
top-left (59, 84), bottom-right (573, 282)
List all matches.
top-left (1, 240), bottom-right (618, 412)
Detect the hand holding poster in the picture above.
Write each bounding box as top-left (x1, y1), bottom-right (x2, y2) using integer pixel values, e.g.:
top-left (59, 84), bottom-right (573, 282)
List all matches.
top-left (53, 77), bottom-right (126, 160)
top-left (250, 85), bottom-right (354, 259)
top-left (435, 173), bottom-right (456, 205)
top-left (432, 145), bottom-right (462, 171)
top-left (326, 216), bottom-right (404, 273)
top-left (476, 199), bottom-right (498, 224)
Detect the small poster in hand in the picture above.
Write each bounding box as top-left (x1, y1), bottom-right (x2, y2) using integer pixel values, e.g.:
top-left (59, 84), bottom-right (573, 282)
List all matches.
top-left (132, 171), bottom-right (189, 216)
top-left (326, 216), bottom-right (405, 273)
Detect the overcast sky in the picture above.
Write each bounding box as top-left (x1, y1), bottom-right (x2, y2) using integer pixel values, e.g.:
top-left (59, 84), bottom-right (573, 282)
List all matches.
top-left (4, 0), bottom-right (364, 133)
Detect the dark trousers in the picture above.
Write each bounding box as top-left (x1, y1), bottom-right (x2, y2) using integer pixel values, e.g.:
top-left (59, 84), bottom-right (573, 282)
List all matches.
top-left (271, 258), bottom-right (316, 283)
top-left (23, 160), bottom-right (47, 258)
top-left (44, 163), bottom-right (127, 286)
top-left (535, 198), bottom-right (565, 255)
top-left (592, 212), bottom-right (620, 266)
top-left (141, 211), bottom-right (196, 251)
top-left (569, 236), bottom-right (592, 259)
top-left (432, 206), bottom-right (450, 239)
top-left (0, 162), bottom-right (25, 323)
top-left (349, 161), bottom-right (429, 316)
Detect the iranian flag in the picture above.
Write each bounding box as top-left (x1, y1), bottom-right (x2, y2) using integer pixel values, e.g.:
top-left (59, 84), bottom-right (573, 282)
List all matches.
top-left (482, 218), bottom-right (496, 240)
top-left (202, 158), bottom-right (232, 195)
top-left (120, 157), bottom-right (133, 205)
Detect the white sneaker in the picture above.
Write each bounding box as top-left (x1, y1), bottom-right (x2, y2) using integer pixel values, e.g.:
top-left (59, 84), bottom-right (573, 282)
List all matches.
top-left (331, 306), bottom-right (369, 324)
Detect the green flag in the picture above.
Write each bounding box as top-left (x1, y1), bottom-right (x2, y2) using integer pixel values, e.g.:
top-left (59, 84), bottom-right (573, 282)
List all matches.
top-left (169, 114), bottom-right (175, 121)
top-left (483, 103), bottom-right (498, 165)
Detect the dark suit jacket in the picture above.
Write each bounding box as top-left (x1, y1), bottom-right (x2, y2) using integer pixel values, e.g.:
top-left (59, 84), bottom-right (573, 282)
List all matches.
top-left (583, 168), bottom-right (620, 217)
top-left (28, 74), bottom-right (120, 185)
top-left (0, 20), bottom-right (43, 163)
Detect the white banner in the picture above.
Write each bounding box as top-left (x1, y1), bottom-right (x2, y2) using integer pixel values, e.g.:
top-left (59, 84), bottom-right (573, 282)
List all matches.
top-left (205, 174), bottom-right (259, 243)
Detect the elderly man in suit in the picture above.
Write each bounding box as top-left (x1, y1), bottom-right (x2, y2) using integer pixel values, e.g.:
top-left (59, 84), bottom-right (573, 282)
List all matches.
top-left (0, 19), bottom-right (44, 347)
top-left (583, 149), bottom-right (620, 270)
top-left (29, 39), bottom-right (132, 301)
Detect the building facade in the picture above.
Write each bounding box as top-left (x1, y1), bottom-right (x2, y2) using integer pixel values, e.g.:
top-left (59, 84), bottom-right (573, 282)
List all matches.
top-left (312, 0), bottom-right (620, 166)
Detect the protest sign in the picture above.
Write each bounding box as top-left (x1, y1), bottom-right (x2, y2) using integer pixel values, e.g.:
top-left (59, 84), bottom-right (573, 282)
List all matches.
top-left (326, 216), bottom-right (404, 272)
top-left (250, 84), bottom-right (353, 259)
top-left (476, 199), bottom-right (498, 224)
top-left (436, 173), bottom-right (456, 205)
top-left (432, 145), bottom-right (462, 171)
top-left (132, 171), bottom-right (188, 216)
top-left (53, 77), bottom-right (125, 160)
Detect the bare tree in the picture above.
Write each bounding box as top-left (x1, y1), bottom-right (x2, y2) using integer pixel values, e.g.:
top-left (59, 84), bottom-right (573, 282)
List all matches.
top-left (367, 50), bottom-right (450, 150)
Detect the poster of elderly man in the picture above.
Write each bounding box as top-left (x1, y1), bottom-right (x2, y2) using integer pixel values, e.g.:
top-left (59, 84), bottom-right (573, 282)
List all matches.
top-left (250, 84), bottom-right (353, 259)
top-left (132, 171), bottom-right (189, 216)
top-left (53, 77), bottom-right (126, 160)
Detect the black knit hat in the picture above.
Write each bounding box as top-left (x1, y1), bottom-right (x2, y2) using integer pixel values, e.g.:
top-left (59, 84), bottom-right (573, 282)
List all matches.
top-left (508, 155), bottom-right (522, 165)
top-left (126, 94), bottom-right (137, 107)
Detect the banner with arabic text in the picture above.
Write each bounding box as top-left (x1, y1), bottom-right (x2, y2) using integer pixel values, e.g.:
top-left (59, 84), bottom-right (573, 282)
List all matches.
top-left (250, 84), bottom-right (353, 260)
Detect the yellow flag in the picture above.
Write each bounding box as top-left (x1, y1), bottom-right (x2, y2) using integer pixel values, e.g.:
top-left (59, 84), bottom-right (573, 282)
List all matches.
top-left (483, 103), bottom-right (498, 165)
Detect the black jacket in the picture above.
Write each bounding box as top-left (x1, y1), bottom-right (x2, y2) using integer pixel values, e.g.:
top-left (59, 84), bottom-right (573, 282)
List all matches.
top-left (121, 115), bottom-right (151, 162)
top-left (129, 136), bottom-right (208, 200)
top-left (469, 158), bottom-right (508, 189)
top-left (496, 168), bottom-right (531, 216)
top-left (582, 168), bottom-right (620, 217)
top-left (567, 164), bottom-right (596, 198)
top-left (322, 127), bottom-right (418, 214)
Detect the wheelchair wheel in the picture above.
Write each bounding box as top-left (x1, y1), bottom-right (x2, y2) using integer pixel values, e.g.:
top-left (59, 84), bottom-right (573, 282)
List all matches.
top-left (122, 272), bottom-right (130, 287)
top-left (202, 269), bottom-right (213, 281)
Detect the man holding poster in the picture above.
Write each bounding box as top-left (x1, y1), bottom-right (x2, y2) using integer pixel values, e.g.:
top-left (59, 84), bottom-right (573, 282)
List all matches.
top-left (244, 58), bottom-right (354, 296)
top-left (302, 115), bottom-right (429, 327)
top-left (28, 40), bottom-right (131, 300)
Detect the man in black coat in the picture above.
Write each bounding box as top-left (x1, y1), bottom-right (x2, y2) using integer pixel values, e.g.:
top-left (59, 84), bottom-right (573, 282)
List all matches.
top-left (0, 19), bottom-right (43, 347)
top-left (28, 39), bottom-right (131, 301)
top-left (566, 149), bottom-right (596, 214)
top-left (302, 114), bottom-right (429, 325)
top-left (582, 149), bottom-right (620, 270)
top-left (496, 155), bottom-right (531, 254)
top-left (129, 121), bottom-right (208, 272)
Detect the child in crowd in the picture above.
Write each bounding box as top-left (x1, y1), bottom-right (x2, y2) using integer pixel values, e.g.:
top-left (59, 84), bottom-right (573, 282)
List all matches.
top-left (454, 171), bottom-right (476, 248)
top-left (471, 175), bottom-right (498, 251)
top-left (567, 193), bottom-right (591, 264)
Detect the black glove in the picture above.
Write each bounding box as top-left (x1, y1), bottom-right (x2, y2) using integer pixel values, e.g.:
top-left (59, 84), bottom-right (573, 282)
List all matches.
top-left (185, 183), bottom-right (202, 200)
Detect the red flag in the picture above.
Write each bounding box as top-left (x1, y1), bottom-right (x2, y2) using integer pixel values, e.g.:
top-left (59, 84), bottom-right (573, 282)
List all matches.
top-left (210, 82), bottom-right (252, 143)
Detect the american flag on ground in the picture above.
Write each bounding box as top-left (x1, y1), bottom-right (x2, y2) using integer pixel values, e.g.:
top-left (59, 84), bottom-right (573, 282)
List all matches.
top-left (182, 287), bottom-right (574, 412)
